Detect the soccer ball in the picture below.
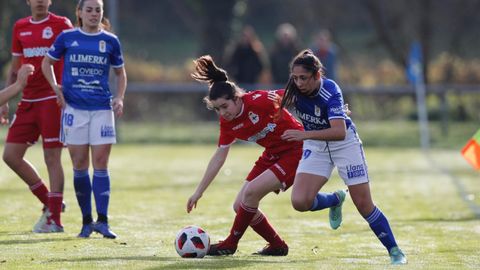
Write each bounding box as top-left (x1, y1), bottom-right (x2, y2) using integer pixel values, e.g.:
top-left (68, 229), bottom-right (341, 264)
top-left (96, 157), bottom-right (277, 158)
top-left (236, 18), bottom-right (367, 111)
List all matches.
top-left (174, 225), bottom-right (210, 258)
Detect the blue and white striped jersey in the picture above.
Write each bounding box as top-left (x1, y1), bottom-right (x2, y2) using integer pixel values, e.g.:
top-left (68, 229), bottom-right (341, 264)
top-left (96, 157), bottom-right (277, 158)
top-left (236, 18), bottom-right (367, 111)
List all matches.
top-left (294, 78), bottom-right (354, 131)
top-left (47, 28), bottom-right (124, 110)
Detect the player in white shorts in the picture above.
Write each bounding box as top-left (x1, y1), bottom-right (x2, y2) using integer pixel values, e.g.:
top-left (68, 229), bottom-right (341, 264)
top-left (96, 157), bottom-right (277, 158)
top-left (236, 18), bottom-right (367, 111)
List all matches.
top-left (61, 105), bottom-right (116, 145)
top-left (42, 0), bottom-right (127, 239)
top-left (280, 50), bottom-right (407, 265)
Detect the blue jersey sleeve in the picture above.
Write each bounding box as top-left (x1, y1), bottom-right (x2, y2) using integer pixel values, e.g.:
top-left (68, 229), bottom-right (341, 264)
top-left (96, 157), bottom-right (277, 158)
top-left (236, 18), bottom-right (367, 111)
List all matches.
top-left (47, 32), bottom-right (66, 61)
top-left (327, 91), bottom-right (346, 120)
top-left (110, 37), bottom-right (124, 68)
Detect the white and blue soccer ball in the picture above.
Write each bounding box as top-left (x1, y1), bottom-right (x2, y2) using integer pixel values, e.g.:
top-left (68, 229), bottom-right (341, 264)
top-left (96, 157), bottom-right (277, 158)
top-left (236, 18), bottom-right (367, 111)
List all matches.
top-left (174, 225), bottom-right (210, 258)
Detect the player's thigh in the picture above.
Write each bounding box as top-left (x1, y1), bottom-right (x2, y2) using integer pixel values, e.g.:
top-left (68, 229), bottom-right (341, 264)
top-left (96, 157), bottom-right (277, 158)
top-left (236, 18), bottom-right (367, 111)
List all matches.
top-left (334, 143), bottom-right (369, 186)
top-left (91, 144), bottom-right (112, 169)
top-left (89, 110), bottom-right (116, 145)
top-left (244, 169), bottom-right (283, 203)
top-left (291, 173), bottom-right (329, 203)
top-left (38, 99), bottom-right (63, 148)
top-left (62, 105), bottom-right (90, 145)
top-left (67, 144), bottom-right (90, 170)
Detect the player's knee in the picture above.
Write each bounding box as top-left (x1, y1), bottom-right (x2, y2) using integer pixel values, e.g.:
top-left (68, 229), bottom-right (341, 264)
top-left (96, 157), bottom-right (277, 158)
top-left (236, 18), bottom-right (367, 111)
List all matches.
top-left (291, 197), bottom-right (310, 212)
top-left (353, 197), bottom-right (373, 216)
top-left (242, 187), bottom-right (261, 204)
top-left (232, 202), bottom-right (240, 213)
top-left (3, 151), bottom-right (18, 168)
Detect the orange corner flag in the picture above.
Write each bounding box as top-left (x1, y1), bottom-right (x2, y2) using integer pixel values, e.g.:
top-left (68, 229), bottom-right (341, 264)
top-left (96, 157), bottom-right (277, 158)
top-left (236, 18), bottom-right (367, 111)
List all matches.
top-left (461, 129), bottom-right (480, 170)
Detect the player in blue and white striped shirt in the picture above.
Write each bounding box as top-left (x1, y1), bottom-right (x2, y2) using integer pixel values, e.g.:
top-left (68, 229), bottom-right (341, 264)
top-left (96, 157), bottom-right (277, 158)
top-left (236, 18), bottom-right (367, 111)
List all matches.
top-left (280, 50), bottom-right (407, 265)
top-left (42, 0), bottom-right (127, 239)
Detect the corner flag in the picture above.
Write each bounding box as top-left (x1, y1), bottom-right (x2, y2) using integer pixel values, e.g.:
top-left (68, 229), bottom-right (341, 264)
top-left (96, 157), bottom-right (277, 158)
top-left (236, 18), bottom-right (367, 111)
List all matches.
top-left (461, 129), bottom-right (480, 170)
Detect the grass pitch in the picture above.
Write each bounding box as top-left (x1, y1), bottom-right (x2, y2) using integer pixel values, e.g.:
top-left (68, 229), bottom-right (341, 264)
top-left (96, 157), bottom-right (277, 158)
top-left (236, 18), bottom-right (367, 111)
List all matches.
top-left (0, 144), bottom-right (479, 270)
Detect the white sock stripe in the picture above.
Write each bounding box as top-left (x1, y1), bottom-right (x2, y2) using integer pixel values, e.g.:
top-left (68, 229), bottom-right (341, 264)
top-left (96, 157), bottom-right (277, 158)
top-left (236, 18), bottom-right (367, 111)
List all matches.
top-left (240, 203), bottom-right (258, 213)
top-left (48, 192), bottom-right (63, 198)
top-left (366, 207), bottom-right (381, 224)
top-left (250, 214), bottom-right (265, 226)
top-left (29, 181), bottom-right (44, 190)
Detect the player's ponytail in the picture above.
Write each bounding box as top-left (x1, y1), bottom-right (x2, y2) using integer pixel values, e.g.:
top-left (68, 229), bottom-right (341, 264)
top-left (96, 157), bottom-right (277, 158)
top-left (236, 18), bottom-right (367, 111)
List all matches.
top-left (192, 55), bottom-right (244, 110)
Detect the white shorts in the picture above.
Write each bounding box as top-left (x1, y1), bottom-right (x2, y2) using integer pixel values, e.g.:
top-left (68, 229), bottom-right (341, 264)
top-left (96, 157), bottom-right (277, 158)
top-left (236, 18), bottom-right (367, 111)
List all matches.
top-left (61, 104), bottom-right (116, 145)
top-left (296, 127), bottom-right (369, 186)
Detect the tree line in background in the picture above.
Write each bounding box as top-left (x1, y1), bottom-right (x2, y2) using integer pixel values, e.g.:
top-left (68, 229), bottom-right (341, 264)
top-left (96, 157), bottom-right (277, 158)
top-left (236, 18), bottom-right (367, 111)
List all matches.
top-left (1, 0), bottom-right (480, 84)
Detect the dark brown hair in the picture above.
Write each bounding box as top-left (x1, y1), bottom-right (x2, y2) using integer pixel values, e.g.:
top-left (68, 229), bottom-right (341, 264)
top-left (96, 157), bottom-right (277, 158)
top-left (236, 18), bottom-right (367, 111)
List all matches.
top-left (280, 49), bottom-right (323, 109)
top-left (191, 55), bottom-right (244, 110)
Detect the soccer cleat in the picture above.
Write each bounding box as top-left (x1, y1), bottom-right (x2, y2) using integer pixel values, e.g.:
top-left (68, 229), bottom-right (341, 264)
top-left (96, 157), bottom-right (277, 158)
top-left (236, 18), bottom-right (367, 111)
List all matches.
top-left (389, 246), bottom-right (407, 265)
top-left (77, 223), bottom-right (94, 238)
top-left (329, 189), bottom-right (347, 230)
top-left (93, 222), bottom-right (117, 239)
top-left (35, 220), bottom-right (64, 233)
top-left (253, 241), bottom-right (289, 256)
top-left (207, 241), bottom-right (237, 256)
top-left (33, 207), bottom-right (51, 233)
top-left (47, 221), bottom-right (65, 233)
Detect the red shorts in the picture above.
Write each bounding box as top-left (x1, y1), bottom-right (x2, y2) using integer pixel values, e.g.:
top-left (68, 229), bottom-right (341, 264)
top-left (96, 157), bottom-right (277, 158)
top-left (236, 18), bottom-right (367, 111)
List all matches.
top-left (246, 146), bottom-right (303, 191)
top-left (6, 98), bottom-right (63, 148)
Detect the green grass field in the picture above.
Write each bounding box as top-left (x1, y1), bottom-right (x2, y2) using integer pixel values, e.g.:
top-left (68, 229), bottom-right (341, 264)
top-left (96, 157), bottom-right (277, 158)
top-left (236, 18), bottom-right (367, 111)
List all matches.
top-left (0, 142), bottom-right (479, 270)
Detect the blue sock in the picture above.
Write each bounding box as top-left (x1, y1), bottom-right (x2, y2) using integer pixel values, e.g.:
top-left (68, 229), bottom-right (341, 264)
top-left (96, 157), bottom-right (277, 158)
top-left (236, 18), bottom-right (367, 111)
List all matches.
top-left (73, 169), bottom-right (92, 224)
top-left (92, 169), bottom-right (110, 221)
top-left (309, 192), bottom-right (340, 211)
top-left (365, 206), bottom-right (398, 252)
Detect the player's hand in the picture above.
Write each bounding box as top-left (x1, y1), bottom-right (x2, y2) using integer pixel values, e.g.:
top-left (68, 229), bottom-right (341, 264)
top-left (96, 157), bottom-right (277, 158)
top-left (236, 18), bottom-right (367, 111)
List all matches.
top-left (112, 97), bottom-right (124, 117)
top-left (16, 64), bottom-right (35, 88)
top-left (281, 129), bottom-right (306, 141)
top-left (186, 192), bottom-right (202, 213)
top-left (0, 103), bottom-right (9, 125)
top-left (52, 84), bottom-right (66, 108)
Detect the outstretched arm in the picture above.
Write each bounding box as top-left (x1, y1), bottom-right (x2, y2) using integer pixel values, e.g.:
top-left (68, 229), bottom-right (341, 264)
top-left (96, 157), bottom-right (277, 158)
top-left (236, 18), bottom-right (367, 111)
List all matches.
top-left (0, 64), bottom-right (34, 107)
top-left (186, 146), bottom-right (230, 213)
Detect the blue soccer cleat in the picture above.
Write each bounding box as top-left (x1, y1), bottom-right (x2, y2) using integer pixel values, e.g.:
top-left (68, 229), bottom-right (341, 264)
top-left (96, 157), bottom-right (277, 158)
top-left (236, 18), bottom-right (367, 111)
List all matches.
top-left (389, 246), bottom-right (407, 265)
top-left (329, 189), bottom-right (347, 230)
top-left (93, 222), bottom-right (117, 239)
top-left (78, 223), bottom-right (94, 238)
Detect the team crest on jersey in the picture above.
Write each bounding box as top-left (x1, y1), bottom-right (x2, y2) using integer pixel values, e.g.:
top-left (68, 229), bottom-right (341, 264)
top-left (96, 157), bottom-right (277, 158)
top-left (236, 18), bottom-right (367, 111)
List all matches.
top-left (248, 111), bottom-right (259, 124)
top-left (314, 105), bottom-right (321, 116)
top-left (42, 27), bottom-right (53, 39)
top-left (99, 40), bottom-right (106, 53)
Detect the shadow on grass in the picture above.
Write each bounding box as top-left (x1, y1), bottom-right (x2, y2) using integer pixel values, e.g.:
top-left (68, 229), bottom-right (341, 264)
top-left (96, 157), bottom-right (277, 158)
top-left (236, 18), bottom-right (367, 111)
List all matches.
top-left (0, 235), bottom-right (74, 245)
top-left (398, 216), bottom-right (479, 222)
top-left (48, 255), bottom-right (298, 269)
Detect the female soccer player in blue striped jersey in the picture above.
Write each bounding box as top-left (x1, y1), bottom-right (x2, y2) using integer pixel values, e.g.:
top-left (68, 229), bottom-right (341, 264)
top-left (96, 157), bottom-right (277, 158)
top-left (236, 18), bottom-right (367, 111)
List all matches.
top-left (41, 0), bottom-right (127, 239)
top-left (280, 50), bottom-right (407, 265)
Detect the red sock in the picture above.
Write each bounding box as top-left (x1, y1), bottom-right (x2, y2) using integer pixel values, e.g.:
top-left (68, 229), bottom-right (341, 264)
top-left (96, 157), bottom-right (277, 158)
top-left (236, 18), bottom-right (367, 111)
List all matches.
top-left (224, 203), bottom-right (257, 246)
top-left (250, 213), bottom-right (285, 246)
top-left (29, 181), bottom-right (49, 206)
top-left (48, 192), bottom-right (63, 226)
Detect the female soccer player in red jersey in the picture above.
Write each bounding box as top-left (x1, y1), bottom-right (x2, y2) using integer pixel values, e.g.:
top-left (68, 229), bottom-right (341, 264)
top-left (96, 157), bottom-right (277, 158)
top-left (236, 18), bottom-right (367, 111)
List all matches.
top-left (187, 55), bottom-right (303, 256)
top-left (1, 0), bottom-right (72, 233)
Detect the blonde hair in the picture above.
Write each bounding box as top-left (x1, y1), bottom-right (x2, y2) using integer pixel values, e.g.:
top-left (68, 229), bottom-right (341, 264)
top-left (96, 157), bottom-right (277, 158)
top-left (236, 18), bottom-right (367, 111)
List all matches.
top-left (76, 0), bottom-right (111, 31)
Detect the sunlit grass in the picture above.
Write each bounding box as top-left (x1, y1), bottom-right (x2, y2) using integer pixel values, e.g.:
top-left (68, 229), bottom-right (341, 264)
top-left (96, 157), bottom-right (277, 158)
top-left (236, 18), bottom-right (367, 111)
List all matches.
top-left (0, 144), bottom-right (479, 269)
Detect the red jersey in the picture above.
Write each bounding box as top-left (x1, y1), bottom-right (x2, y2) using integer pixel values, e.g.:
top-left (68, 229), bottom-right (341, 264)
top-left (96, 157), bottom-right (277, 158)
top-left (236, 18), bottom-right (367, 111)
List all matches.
top-left (11, 12), bottom-right (72, 101)
top-left (218, 90), bottom-right (303, 154)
